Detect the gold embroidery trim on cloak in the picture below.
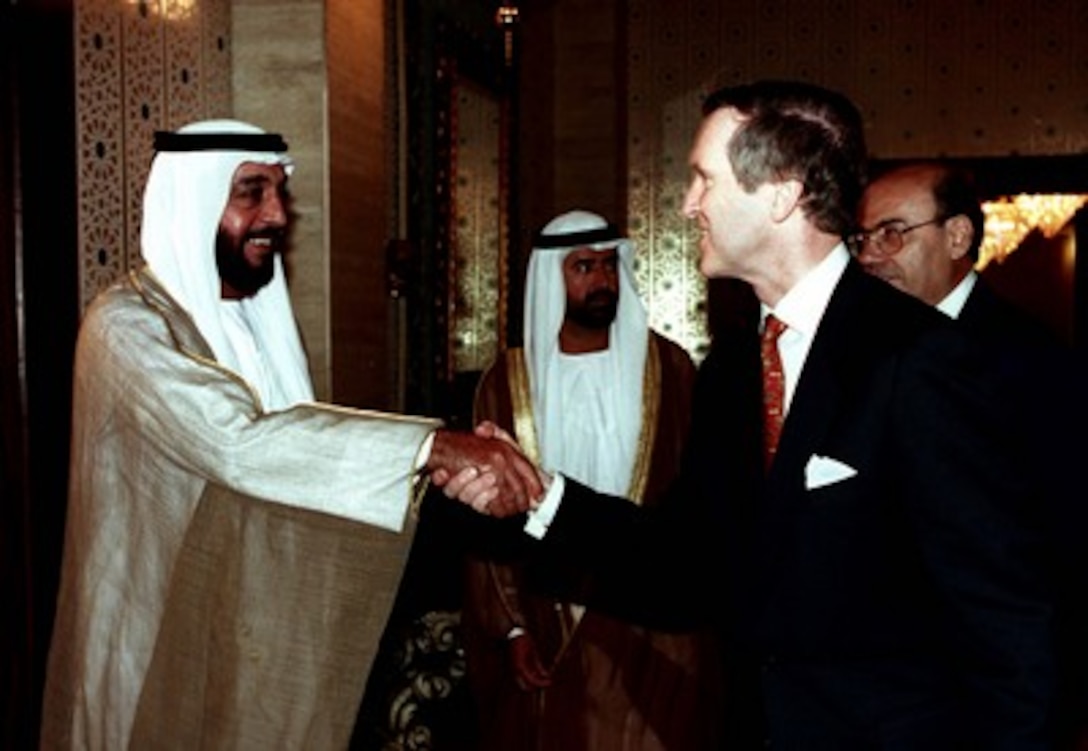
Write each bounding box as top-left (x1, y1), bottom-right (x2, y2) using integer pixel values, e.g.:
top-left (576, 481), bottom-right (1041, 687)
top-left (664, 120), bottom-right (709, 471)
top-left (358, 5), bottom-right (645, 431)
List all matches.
top-left (504, 336), bottom-right (662, 669)
top-left (506, 336), bottom-right (660, 492)
top-left (484, 348), bottom-right (541, 637)
top-left (506, 348), bottom-right (542, 464)
top-left (132, 268), bottom-right (266, 412)
top-left (627, 336), bottom-right (660, 504)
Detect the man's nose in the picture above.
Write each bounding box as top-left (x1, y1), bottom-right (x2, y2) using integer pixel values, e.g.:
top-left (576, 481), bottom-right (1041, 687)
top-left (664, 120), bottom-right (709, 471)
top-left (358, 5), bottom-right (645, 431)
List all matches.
top-left (589, 265), bottom-right (617, 286)
top-left (681, 185), bottom-right (698, 218)
top-left (261, 194), bottom-right (288, 226)
top-left (855, 251), bottom-right (889, 274)
top-left (853, 242), bottom-right (881, 266)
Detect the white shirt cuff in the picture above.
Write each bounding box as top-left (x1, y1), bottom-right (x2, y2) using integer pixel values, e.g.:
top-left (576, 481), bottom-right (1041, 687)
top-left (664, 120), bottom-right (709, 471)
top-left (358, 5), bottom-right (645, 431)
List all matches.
top-left (524, 472), bottom-right (565, 539)
top-left (414, 430), bottom-right (436, 471)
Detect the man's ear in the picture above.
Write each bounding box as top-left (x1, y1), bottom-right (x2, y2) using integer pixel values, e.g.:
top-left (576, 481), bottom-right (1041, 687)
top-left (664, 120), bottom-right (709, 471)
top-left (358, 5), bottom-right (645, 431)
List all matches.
top-left (769, 178), bottom-right (804, 223)
top-left (945, 214), bottom-right (974, 260)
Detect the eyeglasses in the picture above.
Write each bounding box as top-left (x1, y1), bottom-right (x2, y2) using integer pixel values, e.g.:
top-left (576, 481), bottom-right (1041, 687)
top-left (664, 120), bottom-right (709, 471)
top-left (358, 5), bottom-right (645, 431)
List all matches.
top-left (845, 217), bottom-right (946, 258)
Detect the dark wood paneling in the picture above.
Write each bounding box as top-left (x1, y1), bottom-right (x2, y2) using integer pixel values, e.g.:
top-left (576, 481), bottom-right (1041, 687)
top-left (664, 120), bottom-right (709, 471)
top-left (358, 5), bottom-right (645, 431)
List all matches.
top-left (874, 155), bottom-right (1088, 200)
top-left (4, 1), bottom-right (78, 747)
top-left (1, 1), bottom-right (32, 745)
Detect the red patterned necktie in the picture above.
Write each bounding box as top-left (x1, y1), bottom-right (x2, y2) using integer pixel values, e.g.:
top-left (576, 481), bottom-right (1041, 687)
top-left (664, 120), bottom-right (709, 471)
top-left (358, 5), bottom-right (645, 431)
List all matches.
top-left (761, 314), bottom-right (788, 471)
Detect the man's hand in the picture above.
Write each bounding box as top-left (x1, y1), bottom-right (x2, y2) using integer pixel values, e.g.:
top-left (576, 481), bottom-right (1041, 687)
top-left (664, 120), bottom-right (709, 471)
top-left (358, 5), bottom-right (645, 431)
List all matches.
top-left (427, 426), bottom-right (542, 516)
top-left (508, 632), bottom-right (552, 691)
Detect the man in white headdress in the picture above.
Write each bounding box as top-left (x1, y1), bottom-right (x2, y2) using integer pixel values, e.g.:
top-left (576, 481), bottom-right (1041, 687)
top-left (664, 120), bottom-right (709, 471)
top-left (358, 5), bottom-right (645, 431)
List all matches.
top-left (462, 209), bottom-right (722, 750)
top-left (40, 119), bottom-right (539, 750)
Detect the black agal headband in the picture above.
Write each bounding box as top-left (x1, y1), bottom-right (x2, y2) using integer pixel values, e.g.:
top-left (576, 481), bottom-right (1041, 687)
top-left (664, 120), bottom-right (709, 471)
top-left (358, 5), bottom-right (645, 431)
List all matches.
top-left (532, 223), bottom-right (623, 250)
top-left (153, 131), bottom-right (289, 153)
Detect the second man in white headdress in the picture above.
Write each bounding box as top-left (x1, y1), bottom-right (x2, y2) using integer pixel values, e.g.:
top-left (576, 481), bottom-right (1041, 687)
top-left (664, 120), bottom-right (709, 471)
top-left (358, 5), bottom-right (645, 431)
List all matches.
top-left (461, 209), bottom-right (723, 750)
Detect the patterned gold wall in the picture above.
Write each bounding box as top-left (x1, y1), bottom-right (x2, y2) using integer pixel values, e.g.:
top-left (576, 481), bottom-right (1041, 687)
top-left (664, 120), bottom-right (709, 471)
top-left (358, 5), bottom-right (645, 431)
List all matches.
top-left (76, 0), bottom-right (232, 311)
top-left (451, 79), bottom-right (504, 373)
top-left (627, 0), bottom-right (1088, 359)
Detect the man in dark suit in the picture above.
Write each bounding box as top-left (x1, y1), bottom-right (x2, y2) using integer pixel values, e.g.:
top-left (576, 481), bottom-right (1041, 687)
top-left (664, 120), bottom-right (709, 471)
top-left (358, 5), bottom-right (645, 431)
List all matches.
top-left (440, 81), bottom-right (1058, 749)
top-left (855, 160), bottom-right (1086, 749)
top-left (852, 160), bottom-right (1052, 340)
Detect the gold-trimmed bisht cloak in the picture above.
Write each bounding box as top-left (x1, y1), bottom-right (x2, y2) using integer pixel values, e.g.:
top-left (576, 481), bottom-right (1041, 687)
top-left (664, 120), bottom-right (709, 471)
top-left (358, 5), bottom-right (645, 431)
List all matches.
top-left (40, 270), bottom-right (439, 750)
top-left (462, 332), bottom-right (724, 751)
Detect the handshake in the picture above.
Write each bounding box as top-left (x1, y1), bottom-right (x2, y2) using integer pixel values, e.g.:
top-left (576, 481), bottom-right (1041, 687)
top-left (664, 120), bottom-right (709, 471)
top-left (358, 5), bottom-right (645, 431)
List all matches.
top-left (426, 421), bottom-right (547, 517)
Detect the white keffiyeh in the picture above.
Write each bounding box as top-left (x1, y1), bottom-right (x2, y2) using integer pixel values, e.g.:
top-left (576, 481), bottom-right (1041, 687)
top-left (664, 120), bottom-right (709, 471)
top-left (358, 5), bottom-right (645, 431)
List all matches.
top-left (140, 119), bottom-right (314, 410)
top-left (524, 209), bottom-right (649, 495)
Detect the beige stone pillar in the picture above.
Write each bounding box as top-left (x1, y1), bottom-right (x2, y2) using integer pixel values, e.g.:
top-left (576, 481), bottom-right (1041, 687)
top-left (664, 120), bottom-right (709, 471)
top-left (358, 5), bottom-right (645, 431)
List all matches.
top-left (233, 0), bottom-right (392, 408)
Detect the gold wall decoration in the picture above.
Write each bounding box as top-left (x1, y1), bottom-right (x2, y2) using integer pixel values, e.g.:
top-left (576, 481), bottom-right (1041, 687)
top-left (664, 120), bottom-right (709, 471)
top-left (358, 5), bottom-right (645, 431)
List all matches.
top-left (979, 194), bottom-right (1088, 269)
top-left (450, 79), bottom-right (505, 373)
top-left (76, 0), bottom-right (231, 312)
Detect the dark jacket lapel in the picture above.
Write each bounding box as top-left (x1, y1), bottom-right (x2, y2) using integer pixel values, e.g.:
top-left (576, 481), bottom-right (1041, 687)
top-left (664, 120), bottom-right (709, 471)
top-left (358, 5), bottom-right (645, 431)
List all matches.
top-left (764, 264), bottom-right (867, 494)
top-left (767, 262), bottom-right (942, 496)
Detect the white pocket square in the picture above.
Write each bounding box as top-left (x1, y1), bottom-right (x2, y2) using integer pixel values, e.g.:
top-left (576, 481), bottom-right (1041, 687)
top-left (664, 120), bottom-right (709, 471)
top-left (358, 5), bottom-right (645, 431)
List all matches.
top-left (804, 454), bottom-right (858, 490)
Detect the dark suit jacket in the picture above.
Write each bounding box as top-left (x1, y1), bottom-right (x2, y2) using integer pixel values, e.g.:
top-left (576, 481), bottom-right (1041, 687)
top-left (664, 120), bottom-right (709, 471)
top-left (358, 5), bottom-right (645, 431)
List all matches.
top-left (958, 276), bottom-right (1050, 343)
top-left (531, 262), bottom-right (1057, 750)
top-left (960, 278), bottom-right (1087, 749)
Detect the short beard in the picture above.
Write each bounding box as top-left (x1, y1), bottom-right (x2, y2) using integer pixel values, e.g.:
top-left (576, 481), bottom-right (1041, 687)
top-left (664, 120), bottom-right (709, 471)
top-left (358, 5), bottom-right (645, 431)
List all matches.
top-left (216, 231), bottom-right (275, 298)
top-left (565, 289), bottom-right (618, 330)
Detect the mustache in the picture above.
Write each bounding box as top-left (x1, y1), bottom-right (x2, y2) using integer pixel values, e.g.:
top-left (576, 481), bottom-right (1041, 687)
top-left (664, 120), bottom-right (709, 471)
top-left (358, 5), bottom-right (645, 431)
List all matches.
top-left (244, 228), bottom-right (287, 245)
top-left (585, 289), bottom-right (618, 305)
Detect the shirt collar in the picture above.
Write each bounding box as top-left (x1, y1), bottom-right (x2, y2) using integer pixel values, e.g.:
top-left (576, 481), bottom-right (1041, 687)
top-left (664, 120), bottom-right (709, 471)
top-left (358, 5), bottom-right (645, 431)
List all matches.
top-left (761, 243), bottom-right (851, 338)
top-left (936, 270), bottom-right (977, 319)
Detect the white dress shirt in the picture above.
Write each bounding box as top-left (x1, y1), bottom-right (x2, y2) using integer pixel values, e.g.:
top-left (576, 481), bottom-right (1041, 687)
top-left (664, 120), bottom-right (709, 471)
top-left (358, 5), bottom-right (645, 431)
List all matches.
top-left (525, 245), bottom-right (853, 538)
top-left (935, 270), bottom-right (977, 320)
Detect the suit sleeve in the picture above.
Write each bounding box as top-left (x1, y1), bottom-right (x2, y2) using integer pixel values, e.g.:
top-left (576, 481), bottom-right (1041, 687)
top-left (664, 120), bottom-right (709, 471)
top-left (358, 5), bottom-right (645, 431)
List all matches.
top-left (527, 343), bottom-right (737, 632)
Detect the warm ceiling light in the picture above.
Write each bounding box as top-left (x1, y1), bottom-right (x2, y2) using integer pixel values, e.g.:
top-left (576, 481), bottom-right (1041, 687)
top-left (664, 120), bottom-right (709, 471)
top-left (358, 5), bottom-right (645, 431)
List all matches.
top-left (978, 194), bottom-right (1088, 269)
top-left (129, 0), bottom-right (197, 22)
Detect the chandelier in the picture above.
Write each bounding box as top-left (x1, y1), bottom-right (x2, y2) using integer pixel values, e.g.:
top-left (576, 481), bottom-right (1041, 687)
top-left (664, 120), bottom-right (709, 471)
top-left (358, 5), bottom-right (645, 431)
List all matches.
top-left (978, 194), bottom-right (1088, 269)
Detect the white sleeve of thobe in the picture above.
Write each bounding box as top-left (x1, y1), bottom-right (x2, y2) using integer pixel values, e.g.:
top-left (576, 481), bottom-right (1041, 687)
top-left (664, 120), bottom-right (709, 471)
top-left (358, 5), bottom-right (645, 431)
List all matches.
top-left (99, 302), bottom-right (440, 532)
